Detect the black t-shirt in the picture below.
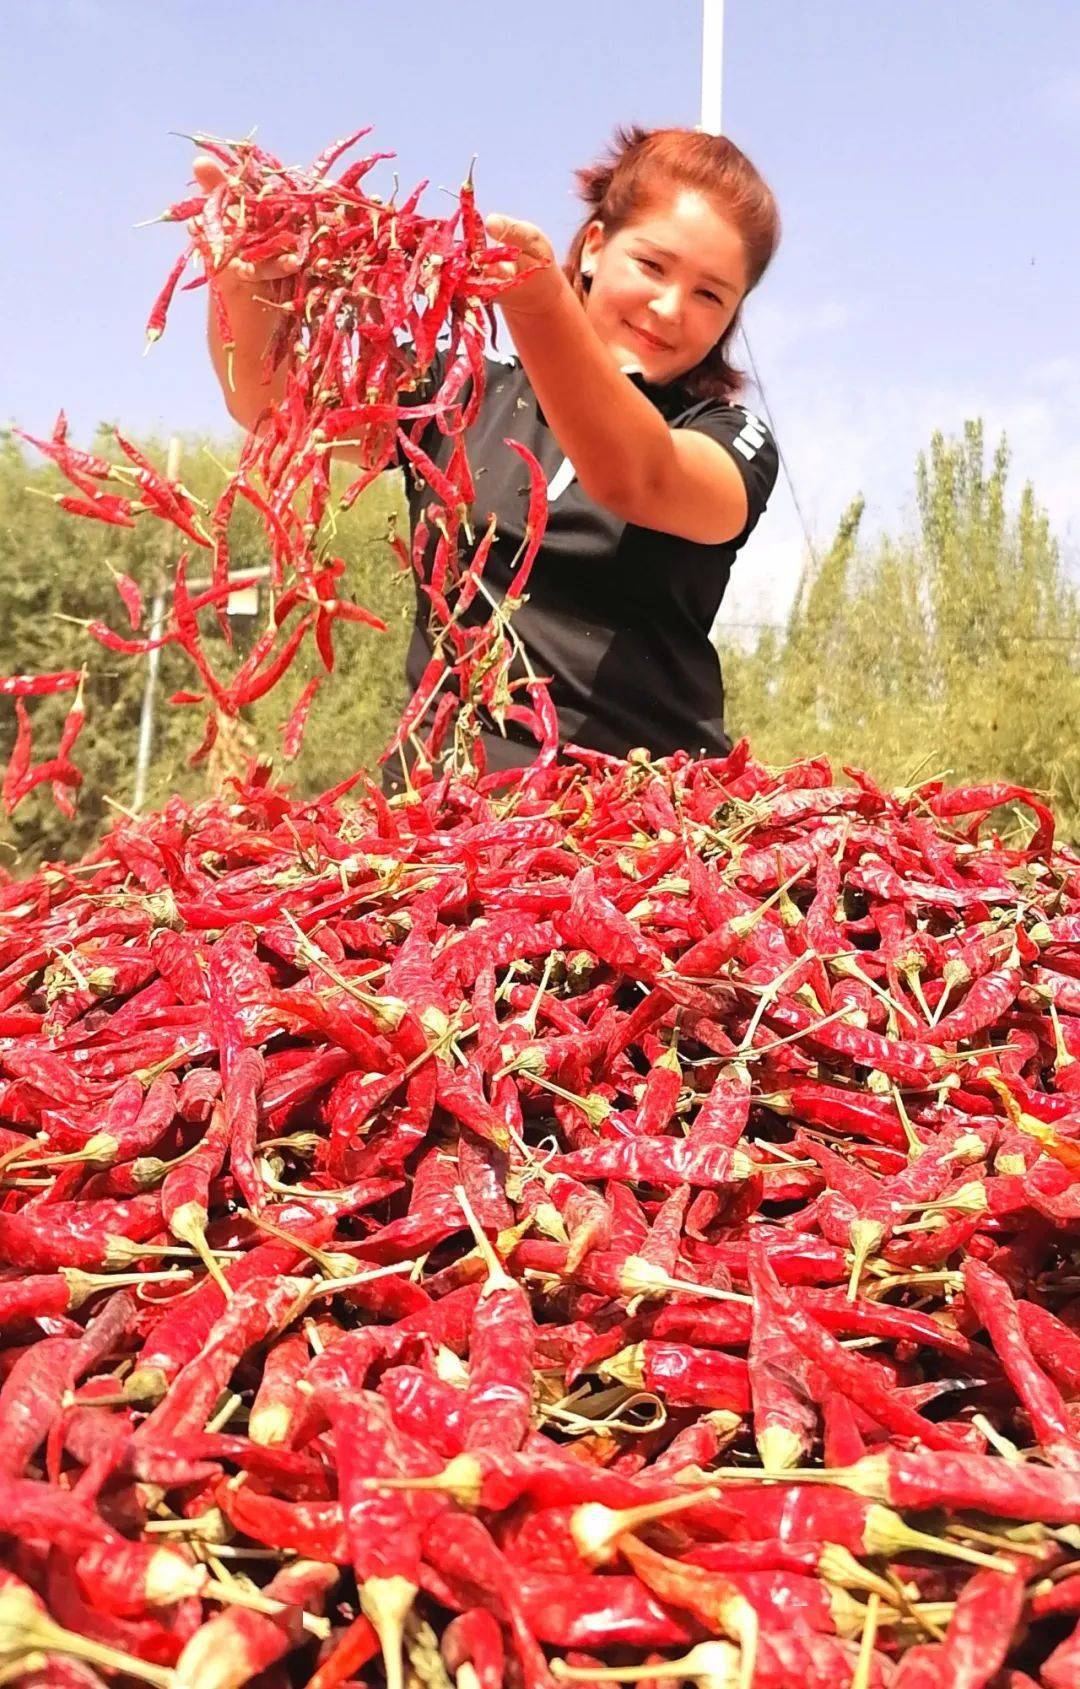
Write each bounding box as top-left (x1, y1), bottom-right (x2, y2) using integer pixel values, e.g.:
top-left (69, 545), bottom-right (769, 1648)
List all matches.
top-left (403, 354), bottom-right (778, 762)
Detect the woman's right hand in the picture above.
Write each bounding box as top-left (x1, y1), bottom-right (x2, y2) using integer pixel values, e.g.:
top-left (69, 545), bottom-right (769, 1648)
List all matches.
top-left (190, 156), bottom-right (374, 468)
top-left (191, 155), bottom-right (298, 429)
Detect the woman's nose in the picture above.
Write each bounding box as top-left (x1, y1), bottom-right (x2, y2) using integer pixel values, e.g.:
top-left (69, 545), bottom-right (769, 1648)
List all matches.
top-left (648, 287), bottom-right (683, 325)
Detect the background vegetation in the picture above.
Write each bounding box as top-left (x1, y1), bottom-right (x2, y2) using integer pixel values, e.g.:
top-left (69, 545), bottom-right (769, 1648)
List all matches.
top-left (1, 415), bottom-right (1076, 870)
top-left (719, 420), bottom-right (1080, 840)
top-left (0, 430), bottom-right (412, 869)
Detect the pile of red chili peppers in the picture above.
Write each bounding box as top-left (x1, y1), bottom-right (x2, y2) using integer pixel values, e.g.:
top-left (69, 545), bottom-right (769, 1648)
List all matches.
top-left (0, 750), bottom-right (1079, 1688)
top-left (9, 127), bottom-right (544, 803)
top-left (6, 124), bottom-right (1080, 1689)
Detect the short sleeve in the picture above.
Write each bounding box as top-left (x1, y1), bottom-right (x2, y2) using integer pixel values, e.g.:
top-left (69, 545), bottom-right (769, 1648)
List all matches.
top-left (681, 402), bottom-right (779, 546)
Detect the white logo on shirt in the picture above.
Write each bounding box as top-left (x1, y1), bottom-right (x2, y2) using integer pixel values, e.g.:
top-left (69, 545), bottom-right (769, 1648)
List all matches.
top-left (547, 457), bottom-right (578, 502)
top-left (730, 408), bottom-right (768, 463)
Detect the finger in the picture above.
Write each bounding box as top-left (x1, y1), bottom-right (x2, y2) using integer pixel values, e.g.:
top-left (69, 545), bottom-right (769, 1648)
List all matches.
top-left (192, 155), bottom-right (226, 193)
top-left (250, 254), bottom-right (301, 283)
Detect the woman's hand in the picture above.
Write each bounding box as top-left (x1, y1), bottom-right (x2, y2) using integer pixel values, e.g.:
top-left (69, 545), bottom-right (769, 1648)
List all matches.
top-left (191, 156), bottom-right (302, 290)
top-left (190, 156), bottom-right (296, 426)
top-left (484, 214), bottom-right (565, 316)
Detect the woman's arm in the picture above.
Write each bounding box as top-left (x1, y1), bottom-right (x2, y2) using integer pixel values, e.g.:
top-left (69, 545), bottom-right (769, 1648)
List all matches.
top-left (488, 215), bottom-right (749, 547)
top-left (194, 159), bottom-right (291, 431)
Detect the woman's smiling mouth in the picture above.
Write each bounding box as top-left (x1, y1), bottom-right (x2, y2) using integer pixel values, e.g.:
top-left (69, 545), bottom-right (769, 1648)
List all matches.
top-left (625, 321), bottom-right (673, 352)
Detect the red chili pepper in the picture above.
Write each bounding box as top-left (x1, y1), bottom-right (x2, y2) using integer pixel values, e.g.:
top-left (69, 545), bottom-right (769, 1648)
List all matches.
top-left (455, 1186), bottom-right (535, 1454)
top-left (1017, 1299), bottom-right (1080, 1395)
top-left (3, 698), bottom-right (34, 814)
top-left (125, 1229), bottom-right (323, 1402)
top-left (600, 1340), bottom-right (750, 1413)
top-left (55, 490), bottom-right (137, 527)
top-left (327, 1389), bottom-right (439, 1689)
top-left (0, 670), bottom-right (83, 699)
top-left (0, 1193), bottom-right (163, 1271)
top-left (441, 1608), bottom-right (505, 1689)
top-left (424, 1512), bottom-right (552, 1689)
top-left (766, 1446), bottom-right (1080, 1521)
top-left (887, 1565), bottom-right (1025, 1689)
top-left (746, 1247), bottom-right (817, 1471)
top-left (172, 1559), bottom-right (339, 1688)
top-left (549, 1137), bottom-right (751, 1191)
top-left (503, 440), bottom-right (547, 600)
top-left (218, 1479), bottom-right (348, 1559)
top-left (136, 1274), bottom-right (305, 1444)
top-left (305, 1616), bottom-right (381, 1689)
top-left (144, 242), bottom-right (195, 345)
top-left (617, 1534), bottom-right (757, 1659)
top-left (962, 1258), bottom-right (1079, 1466)
top-left (748, 1239), bottom-right (969, 1452)
top-left (383, 654), bottom-right (449, 763)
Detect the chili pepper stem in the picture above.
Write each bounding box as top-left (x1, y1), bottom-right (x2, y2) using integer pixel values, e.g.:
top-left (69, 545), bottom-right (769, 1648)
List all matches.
top-left (0, 1653), bottom-right (47, 1684)
top-left (454, 1183), bottom-right (514, 1292)
top-left (735, 954), bottom-right (806, 1055)
top-left (551, 1642), bottom-right (740, 1686)
top-left (756, 1424), bottom-right (806, 1471)
top-left (360, 1451), bottom-right (482, 1506)
top-left (526, 1071), bottom-right (611, 1125)
top-left (571, 1488), bottom-right (734, 1562)
top-left (846, 1219), bottom-right (885, 1302)
top-left (169, 1199), bottom-right (234, 1299)
top-left (307, 1260), bottom-right (426, 1297)
top-left (946, 1521), bottom-right (1047, 1555)
top-left (817, 1544), bottom-right (903, 1605)
top-left (359, 1574), bottom-right (415, 1689)
top-left (521, 954), bottom-right (555, 1034)
top-left (0, 1591), bottom-right (173, 1689)
top-left (144, 1509), bottom-right (226, 1538)
top-left (863, 1505), bottom-right (1016, 1572)
top-left (865, 1269), bottom-right (963, 1298)
top-left (244, 1205), bottom-right (350, 1277)
top-left (201, 1577), bottom-right (331, 1638)
top-left (849, 1590), bottom-right (881, 1689)
top-left (734, 1622), bottom-right (756, 1689)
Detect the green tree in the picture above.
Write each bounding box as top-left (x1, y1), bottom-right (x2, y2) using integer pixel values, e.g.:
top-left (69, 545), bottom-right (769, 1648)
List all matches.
top-left (0, 429), bottom-right (412, 869)
top-left (721, 420), bottom-right (1080, 837)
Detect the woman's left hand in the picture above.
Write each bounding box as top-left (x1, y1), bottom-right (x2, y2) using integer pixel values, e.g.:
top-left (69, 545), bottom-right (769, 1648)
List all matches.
top-left (485, 214), bottom-right (564, 315)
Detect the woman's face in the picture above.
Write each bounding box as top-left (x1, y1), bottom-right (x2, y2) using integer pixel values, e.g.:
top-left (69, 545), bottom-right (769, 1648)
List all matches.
top-left (581, 188), bottom-right (749, 385)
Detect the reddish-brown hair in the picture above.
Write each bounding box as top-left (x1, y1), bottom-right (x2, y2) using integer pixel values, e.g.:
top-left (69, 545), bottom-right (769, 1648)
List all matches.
top-left (564, 124), bottom-right (780, 399)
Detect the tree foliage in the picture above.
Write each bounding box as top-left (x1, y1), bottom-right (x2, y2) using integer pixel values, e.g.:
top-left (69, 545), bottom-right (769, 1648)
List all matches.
top-left (722, 419), bottom-right (1080, 838)
top-left (0, 429), bottom-right (412, 869)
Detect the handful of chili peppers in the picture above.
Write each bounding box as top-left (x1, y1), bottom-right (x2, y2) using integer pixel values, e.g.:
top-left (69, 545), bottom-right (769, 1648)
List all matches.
top-left (9, 125), bottom-right (546, 808)
top-left (0, 740), bottom-right (1076, 1687)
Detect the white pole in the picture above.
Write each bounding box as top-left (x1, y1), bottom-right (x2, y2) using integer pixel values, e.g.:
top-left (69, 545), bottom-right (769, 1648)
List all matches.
top-left (700, 0), bottom-right (725, 134)
top-left (132, 435), bottom-right (182, 813)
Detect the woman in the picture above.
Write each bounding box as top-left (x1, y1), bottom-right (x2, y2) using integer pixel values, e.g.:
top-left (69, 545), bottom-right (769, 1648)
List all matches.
top-left (197, 124), bottom-right (780, 773)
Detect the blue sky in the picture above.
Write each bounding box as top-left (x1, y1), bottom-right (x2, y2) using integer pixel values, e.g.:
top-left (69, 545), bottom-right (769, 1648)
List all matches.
top-left (4, 0), bottom-right (1078, 625)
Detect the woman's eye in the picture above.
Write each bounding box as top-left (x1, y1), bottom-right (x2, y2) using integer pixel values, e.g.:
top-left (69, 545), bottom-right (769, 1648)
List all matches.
top-left (635, 256), bottom-right (662, 273)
